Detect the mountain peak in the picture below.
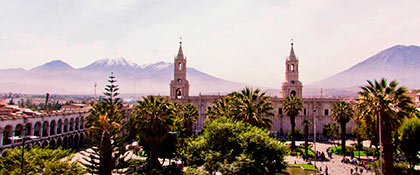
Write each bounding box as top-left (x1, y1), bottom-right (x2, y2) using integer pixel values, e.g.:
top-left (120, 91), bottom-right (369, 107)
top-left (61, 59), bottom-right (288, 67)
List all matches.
top-left (310, 44), bottom-right (420, 89)
top-left (30, 60), bottom-right (74, 72)
top-left (80, 57), bottom-right (142, 73)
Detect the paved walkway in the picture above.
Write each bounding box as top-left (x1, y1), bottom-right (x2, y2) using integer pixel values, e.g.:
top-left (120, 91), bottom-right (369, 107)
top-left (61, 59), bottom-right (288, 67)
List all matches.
top-left (285, 141), bottom-right (374, 175)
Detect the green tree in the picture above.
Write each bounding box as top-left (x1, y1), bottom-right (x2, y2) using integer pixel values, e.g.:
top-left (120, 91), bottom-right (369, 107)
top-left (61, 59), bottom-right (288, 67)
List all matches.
top-left (398, 118), bottom-right (420, 173)
top-left (356, 78), bottom-right (414, 175)
top-left (323, 122), bottom-right (339, 143)
top-left (84, 73), bottom-right (126, 175)
top-left (0, 146), bottom-right (86, 174)
top-left (179, 103), bottom-right (199, 138)
top-left (282, 95), bottom-right (303, 149)
top-left (331, 101), bottom-right (354, 156)
top-left (207, 87), bottom-right (274, 129)
top-left (185, 117), bottom-right (287, 174)
top-left (302, 119), bottom-right (312, 156)
top-left (130, 96), bottom-right (176, 170)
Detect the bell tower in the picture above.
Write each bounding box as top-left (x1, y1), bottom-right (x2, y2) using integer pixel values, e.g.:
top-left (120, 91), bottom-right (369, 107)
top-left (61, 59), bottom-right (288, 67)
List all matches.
top-left (170, 40), bottom-right (190, 100)
top-left (281, 42), bottom-right (303, 98)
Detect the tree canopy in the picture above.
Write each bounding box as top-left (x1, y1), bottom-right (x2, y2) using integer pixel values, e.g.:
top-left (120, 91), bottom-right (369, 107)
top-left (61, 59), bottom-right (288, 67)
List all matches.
top-left (0, 146), bottom-right (86, 174)
top-left (185, 117), bottom-right (287, 174)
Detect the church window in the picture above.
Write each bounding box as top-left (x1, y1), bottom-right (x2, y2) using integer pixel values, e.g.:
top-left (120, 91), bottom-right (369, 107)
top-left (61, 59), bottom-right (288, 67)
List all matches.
top-left (278, 108), bottom-right (283, 115)
top-left (291, 80), bottom-right (295, 84)
top-left (290, 90), bottom-right (296, 96)
top-left (291, 64), bottom-right (295, 72)
top-left (324, 109), bottom-right (329, 116)
top-left (176, 88), bottom-right (182, 99)
top-left (178, 62), bottom-right (182, 71)
top-left (304, 108), bottom-right (307, 115)
top-left (178, 79), bottom-right (181, 82)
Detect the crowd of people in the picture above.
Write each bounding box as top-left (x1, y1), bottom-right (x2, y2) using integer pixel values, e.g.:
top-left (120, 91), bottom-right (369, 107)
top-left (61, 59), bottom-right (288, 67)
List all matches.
top-left (341, 157), bottom-right (371, 171)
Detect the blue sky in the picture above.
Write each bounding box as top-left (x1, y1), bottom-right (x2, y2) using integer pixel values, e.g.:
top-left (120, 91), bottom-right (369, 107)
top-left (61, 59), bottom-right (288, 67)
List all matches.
top-left (1, 0), bottom-right (420, 88)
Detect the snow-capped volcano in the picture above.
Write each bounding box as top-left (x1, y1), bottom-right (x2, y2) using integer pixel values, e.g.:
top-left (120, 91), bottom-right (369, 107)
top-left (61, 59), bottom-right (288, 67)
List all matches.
top-left (142, 61), bottom-right (171, 71)
top-left (80, 57), bottom-right (143, 74)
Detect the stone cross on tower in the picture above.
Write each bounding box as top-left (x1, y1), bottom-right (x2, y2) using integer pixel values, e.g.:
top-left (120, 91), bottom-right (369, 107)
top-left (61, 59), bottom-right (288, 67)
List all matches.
top-left (170, 39), bottom-right (190, 100)
top-left (281, 41), bottom-right (303, 98)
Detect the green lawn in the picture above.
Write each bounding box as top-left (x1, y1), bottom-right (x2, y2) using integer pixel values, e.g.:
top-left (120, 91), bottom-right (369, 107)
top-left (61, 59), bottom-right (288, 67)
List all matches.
top-left (287, 146), bottom-right (315, 157)
top-left (328, 146), bottom-right (372, 156)
top-left (288, 164), bottom-right (318, 170)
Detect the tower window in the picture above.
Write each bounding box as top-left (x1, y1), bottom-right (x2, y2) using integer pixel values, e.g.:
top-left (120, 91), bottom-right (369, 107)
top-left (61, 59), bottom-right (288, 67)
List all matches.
top-left (291, 80), bottom-right (295, 84)
top-left (178, 79), bottom-right (181, 82)
top-left (176, 88), bottom-right (182, 99)
top-left (291, 64), bottom-right (295, 72)
top-left (290, 90), bottom-right (296, 96)
top-left (178, 63), bottom-right (182, 71)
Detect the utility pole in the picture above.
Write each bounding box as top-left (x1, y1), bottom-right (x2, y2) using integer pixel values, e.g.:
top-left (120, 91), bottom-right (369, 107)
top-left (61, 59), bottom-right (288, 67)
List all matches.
top-left (94, 82), bottom-right (97, 101)
top-left (313, 108), bottom-right (317, 168)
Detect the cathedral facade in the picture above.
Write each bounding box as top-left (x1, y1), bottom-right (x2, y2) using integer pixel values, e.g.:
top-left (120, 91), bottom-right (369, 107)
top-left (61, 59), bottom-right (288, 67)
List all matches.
top-left (169, 42), bottom-right (355, 138)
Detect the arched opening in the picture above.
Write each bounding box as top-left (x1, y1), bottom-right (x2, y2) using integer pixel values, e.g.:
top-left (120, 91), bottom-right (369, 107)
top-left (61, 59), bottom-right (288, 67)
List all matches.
top-left (57, 138), bottom-right (63, 148)
top-left (63, 136), bottom-right (68, 149)
top-left (41, 141), bottom-right (48, 148)
top-left (33, 142), bottom-right (41, 148)
top-left (14, 124), bottom-right (24, 140)
top-left (1, 151), bottom-right (8, 157)
top-left (291, 64), bottom-right (295, 72)
top-left (80, 118), bottom-right (84, 129)
top-left (69, 118), bottom-right (74, 132)
top-left (3, 125), bottom-right (13, 145)
top-left (50, 120), bottom-right (56, 136)
top-left (64, 119), bottom-right (68, 133)
top-left (25, 123), bottom-right (32, 136)
top-left (34, 122), bottom-right (41, 137)
top-left (75, 118), bottom-right (79, 130)
top-left (290, 90), bottom-right (297, 96)
top-left (57, 119), bottom-right (62, 134)
top-left (42, 121), bottom-right (49, 137)
top-left (176, 88), bottom-right (182, 99)
top-left (49, 139), bottom-right (56, 149)
top-left (68, 136), bottom-right (74, 149)
top-left (74, 135), bottom-right (79, 150)
top-left (178, 62), bottom-right (182, 71)
top-left (79, 134), bottom-right (85, 148)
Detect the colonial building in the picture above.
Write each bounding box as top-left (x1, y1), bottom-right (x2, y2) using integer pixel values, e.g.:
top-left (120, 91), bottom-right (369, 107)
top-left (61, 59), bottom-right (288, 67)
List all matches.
top-left (0, 104), bottom-right (88, 155)
top-left (169, 41), bottom-right (356, 138)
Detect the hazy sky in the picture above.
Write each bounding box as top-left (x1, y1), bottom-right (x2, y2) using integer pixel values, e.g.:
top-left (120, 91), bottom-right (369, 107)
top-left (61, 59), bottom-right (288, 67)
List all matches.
top-left (1, 0), bottom-right (420, 88)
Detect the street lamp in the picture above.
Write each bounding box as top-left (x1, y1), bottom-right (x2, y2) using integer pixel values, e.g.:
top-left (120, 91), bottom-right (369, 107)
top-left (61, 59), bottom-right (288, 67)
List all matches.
top-left (9, 135), bottom-right (39, 171)
top-left (313, 109), bottom-right (317, 168)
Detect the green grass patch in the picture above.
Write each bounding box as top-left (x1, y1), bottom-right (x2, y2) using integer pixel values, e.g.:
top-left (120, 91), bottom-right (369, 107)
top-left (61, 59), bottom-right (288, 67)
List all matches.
top-left (287, 146), bottom-right (315, 157)
top-left (288, 164), bottom-right (318, 170)
top-left (328, 146), bottom-right (373, 156)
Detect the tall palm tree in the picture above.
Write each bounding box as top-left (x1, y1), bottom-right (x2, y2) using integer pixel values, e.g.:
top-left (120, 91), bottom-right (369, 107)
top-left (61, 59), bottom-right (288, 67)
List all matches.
top-left (282, 95), bottom-right (303, 149)
top-left (181, 104), bottom-right (199, 137)
top-left (302, 119), bottom-right (312, 156)
top-left (207, 96), bottom-right (233, 120)
top-left (207, 87), bottom-right (274, 129)
top-left (131, 96), bottom-right (176, 170)
top-left (331, 101), bottom-right (354, 156)
top-left (356, 78), bottom-right (414, 175)
top-left (232, 88), bottom-right (274, 129)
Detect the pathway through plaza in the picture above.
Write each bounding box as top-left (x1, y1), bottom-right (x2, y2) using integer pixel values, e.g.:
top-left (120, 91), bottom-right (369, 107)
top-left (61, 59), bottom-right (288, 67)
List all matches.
top-left (284, 141), bottom-right (374, 175)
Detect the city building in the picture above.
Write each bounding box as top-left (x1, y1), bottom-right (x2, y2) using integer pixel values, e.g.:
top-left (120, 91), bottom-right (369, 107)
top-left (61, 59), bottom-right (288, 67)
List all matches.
top-left (0, 103), bottom-right (88, 154)
top-left (169, 41), bottom-right (356, 137)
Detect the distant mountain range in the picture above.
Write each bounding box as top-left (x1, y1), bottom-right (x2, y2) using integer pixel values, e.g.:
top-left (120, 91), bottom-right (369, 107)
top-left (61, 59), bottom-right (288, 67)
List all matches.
top-left (0, 58), bottom-right (248, 95)
top-left (1, 44), bottom-right (419, 96)
top-left (308, 45), bottom-right (420, 93)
